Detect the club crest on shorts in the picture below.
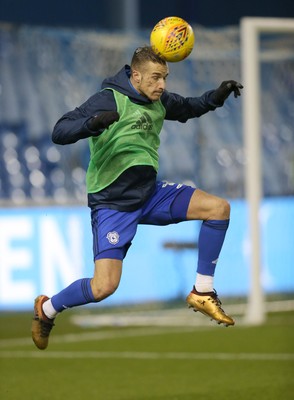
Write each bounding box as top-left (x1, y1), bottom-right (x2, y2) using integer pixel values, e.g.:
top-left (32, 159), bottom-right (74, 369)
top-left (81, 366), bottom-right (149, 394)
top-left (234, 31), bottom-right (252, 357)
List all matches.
top-left (106, 231), bottom-right (120, 245)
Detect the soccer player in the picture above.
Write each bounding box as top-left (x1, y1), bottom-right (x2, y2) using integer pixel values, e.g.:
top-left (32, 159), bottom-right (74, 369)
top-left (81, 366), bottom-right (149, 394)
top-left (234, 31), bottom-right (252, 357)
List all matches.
top-left (32, 46), bottom-right (243, 350)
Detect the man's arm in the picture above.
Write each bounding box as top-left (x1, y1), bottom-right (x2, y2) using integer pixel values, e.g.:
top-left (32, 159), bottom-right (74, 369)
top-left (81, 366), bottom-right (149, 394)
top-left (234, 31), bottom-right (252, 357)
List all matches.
top-left (162, 80), bottom-right (243, 122)
top-left (52, 90), bottom-right (119, 145)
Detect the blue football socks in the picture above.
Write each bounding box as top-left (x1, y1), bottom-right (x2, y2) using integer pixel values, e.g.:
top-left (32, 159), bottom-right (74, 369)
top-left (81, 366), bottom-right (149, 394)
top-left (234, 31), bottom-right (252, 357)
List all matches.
top-left (51, 278), bottom-right (96, 312)
top-left (197, 219), bottom-right (230, 277)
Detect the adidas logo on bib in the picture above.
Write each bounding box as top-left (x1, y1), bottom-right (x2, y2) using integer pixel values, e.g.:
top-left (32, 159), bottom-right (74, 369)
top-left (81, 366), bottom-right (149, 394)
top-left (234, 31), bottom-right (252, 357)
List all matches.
top-left (131, 112), bottom-right (153, 130)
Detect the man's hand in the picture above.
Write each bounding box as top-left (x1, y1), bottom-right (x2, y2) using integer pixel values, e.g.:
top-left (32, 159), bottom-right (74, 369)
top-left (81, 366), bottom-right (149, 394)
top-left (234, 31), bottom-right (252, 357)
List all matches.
top-left (212, 80), bottom-right (243, 105)
top-left (87, 111), bottom-right (120, 133)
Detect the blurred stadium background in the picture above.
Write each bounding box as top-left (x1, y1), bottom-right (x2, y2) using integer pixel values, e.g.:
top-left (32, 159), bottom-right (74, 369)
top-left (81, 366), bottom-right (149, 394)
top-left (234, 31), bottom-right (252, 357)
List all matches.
top-left (0, 0), bottom-right (294, 314)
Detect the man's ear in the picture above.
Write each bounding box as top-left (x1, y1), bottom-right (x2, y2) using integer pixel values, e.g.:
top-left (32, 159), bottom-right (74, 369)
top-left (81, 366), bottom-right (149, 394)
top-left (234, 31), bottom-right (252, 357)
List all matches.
top-left (132, 69), bottom-right (141, 84)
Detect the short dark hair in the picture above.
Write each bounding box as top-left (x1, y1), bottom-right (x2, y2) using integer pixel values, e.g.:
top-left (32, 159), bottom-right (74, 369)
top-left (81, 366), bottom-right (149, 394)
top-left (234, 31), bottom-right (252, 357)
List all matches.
top-left (131, 46), bottom-right (166, 69)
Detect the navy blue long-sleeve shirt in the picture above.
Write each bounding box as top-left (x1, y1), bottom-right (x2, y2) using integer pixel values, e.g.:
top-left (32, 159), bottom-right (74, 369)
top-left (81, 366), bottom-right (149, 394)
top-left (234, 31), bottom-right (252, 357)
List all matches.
top-left (52, 65), bottom-right (220, 145)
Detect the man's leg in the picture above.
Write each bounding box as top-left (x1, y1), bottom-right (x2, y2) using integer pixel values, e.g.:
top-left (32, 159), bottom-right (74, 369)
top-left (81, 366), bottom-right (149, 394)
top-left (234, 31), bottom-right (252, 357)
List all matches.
top-left (32, 206), bottom-right (139, 350)
top-left (32, 258), bottom-right (122, 350)
top-left (186, 189), bottom-right (230, 291)
top-left (185, 189), bottom-right (234, 326)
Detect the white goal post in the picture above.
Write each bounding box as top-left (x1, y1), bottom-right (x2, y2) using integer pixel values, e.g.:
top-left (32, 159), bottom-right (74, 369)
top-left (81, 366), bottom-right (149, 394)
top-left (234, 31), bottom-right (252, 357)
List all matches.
top-left (240, 17), bottom-right (294, 324)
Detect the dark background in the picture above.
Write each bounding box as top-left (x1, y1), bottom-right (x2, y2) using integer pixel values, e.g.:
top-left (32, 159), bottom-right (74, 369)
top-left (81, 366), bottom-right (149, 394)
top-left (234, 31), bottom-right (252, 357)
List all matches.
top-left (0, 0), bottom-right (293, 29)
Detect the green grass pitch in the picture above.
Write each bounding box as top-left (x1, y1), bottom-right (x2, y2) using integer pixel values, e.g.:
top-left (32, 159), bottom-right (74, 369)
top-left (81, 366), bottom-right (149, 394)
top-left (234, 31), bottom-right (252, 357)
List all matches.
top-left (0, 307), bottom-right (293, 400)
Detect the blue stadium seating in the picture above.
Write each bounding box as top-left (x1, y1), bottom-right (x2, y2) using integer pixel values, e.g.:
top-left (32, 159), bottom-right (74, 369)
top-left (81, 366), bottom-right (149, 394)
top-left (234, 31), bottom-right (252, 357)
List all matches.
top-left (0, 24), bottom-right (293, 205)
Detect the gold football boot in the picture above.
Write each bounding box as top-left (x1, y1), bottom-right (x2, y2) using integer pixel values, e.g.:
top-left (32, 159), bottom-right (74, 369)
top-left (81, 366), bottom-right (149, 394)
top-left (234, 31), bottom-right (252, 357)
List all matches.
top-left (186, 287), bottom-right (235, 326)
top-left (31, 295), bottom-right (55, 350)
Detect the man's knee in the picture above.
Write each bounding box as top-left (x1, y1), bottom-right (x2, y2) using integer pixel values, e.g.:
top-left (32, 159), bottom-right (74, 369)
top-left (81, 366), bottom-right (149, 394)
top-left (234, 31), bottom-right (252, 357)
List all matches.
top-left (91, 258), bottom-right (122, 302)
top-left (217, 198), bottom-right (230, 219)
top-left (91, 280), bottom-right (119, 302)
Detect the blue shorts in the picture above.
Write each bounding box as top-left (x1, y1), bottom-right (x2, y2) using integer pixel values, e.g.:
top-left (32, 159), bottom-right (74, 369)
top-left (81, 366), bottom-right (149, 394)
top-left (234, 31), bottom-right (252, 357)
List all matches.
top-left (91, 181), bottom-right (195, 261)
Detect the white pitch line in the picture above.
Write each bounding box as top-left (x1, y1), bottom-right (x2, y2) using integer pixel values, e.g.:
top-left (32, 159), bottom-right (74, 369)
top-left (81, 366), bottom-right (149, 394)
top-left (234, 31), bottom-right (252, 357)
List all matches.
top-left (71, 300), bottom-right (294, 328)
top-left (0, 350), bottom-right (293, 361)
top-left (0, 326), bottom-right (200, 348)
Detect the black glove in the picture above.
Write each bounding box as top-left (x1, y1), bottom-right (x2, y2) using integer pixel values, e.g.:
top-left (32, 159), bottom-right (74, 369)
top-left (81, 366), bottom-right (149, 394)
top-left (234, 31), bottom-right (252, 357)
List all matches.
top-left (212, 80), bottom-right (243, 105)
top-left (87, 111), bottom-right (120, 133)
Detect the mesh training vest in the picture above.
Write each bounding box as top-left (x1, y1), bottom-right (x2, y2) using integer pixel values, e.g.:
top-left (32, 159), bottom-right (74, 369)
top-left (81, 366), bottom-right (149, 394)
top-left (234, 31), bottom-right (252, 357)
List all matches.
top-left (86, 89), bottom-right (166, 193)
